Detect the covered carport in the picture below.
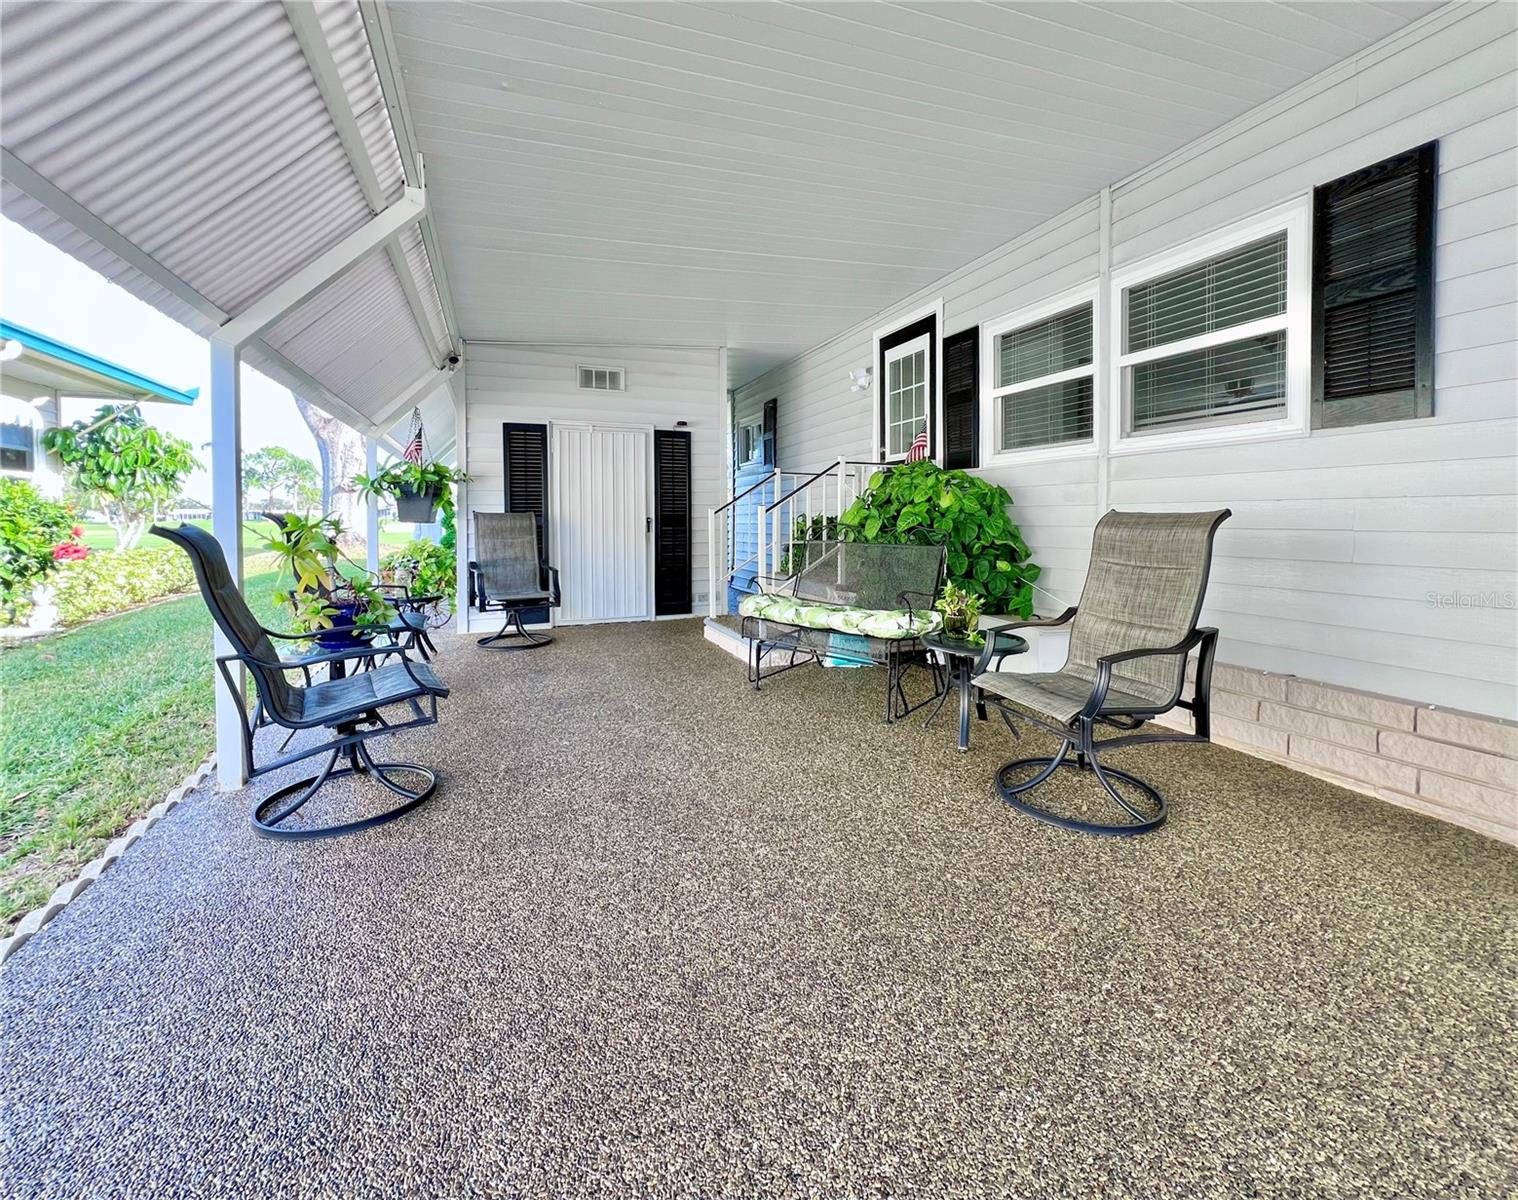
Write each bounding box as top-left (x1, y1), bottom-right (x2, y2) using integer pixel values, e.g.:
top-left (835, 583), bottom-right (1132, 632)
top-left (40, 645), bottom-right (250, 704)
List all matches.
top-left (1, 1), bottom-right (464, 787)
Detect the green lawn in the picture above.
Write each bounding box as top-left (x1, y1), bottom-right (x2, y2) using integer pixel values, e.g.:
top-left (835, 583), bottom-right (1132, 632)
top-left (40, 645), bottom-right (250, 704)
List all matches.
top-left (0, 559), bottom-right (289, 932)
top-left (77, 520), bottom-right (416, 552)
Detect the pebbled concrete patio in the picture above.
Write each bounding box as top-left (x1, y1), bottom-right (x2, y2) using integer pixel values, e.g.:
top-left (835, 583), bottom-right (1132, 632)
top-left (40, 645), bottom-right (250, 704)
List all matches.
top-left (2, 620), bottom-right (1513, 1199)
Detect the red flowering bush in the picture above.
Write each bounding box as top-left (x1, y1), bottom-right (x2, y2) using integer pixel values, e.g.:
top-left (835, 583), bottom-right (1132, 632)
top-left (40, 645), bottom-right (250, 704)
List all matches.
top-left (53, 526), bottom-right (90, 562)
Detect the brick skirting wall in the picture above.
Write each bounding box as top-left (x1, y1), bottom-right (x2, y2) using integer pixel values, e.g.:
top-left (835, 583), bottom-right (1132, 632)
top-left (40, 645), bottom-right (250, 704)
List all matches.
top-left (1158, 662), bottom-right (1517, 846)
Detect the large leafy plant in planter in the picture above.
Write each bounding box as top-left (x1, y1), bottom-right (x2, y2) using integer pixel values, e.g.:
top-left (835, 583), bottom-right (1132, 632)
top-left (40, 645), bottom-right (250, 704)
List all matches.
top-left (837, 459), bottom-right (1041, 618)
top-left (261, 513), bottom-right (394, 646)
top-left (353, 461), bottom-right (468, 523)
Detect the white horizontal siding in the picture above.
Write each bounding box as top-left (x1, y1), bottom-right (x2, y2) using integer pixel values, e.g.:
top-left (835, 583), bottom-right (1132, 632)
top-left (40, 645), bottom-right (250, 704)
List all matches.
top-left (463, 343), bottom-right (722, 617)
top-left (734, 1), bottom-right (1518, 718)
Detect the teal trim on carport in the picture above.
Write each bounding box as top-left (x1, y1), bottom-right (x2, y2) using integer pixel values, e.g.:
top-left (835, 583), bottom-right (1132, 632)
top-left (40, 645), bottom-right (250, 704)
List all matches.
top-left (0, 319), bottom-right (198, 405)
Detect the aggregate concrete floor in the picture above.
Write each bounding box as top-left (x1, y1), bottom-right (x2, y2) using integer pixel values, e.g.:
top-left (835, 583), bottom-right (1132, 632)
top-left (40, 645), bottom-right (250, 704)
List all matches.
top-left (2, 620), bottom-right (1514, 1199)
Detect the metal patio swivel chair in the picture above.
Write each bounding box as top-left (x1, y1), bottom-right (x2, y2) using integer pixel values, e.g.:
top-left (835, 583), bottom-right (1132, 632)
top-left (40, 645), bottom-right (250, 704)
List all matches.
top-left (469, 511), bottom-right (560, 650)
top-left (153, 524), bottom-right (450, 841)
top-left (972, 509), bottom-right (1231, 836)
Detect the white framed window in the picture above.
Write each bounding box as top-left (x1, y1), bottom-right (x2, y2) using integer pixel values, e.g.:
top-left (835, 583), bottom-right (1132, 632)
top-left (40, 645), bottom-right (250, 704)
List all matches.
top-left (883, 334), bottom-right (930, 460)
top-left (0, 420), bottom-right (35, 473)
top-left (1110, 198), bottom-right (1310, 453)
top-left (737, 416), bottom-right (764, 466)
top-left (981, 285), bottom-right (1097, 464)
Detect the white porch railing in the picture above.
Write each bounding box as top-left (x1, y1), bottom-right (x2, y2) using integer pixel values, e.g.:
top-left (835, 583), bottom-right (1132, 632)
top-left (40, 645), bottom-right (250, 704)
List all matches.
top-left (705, 459), bottom-right (889, 615)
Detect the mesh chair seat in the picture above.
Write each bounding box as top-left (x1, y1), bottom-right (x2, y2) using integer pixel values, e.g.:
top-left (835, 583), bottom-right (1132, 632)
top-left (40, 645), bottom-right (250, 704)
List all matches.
top-left (972, 507), bottom-right (1231, 837)
top-left (297, 660), bottom-right (449, 726)
top-left (473, 512), bottom-right (545, 599)
top-left (975, 668), bottom-right (1172, 725)
top-left (150, 522), bottom-right (451, 842)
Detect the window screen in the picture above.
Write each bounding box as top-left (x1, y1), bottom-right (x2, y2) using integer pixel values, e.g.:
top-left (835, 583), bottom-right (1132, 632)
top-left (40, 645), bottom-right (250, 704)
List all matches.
top-left (1123, 232), bottom-right (1289, 434)
top-left (990, 303), bottom-right (1094, 452)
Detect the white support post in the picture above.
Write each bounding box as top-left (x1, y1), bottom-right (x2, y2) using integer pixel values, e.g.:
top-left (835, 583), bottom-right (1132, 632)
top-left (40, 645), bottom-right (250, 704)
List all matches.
top-left (365, 436), bottom-right (380, 575)
top-left (209, 338), bottom-right (247, 790)
top-left (451, 361), bottom-right (470, 635)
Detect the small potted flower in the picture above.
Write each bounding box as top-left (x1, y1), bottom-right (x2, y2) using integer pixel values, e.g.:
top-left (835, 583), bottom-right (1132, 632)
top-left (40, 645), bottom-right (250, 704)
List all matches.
top-left (354, 461), bottom-right (468, 524)
top-left (934, 581), bottom-right (984, 644)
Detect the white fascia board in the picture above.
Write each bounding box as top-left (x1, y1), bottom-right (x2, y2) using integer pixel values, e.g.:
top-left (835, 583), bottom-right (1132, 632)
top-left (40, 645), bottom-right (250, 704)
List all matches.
top-left (1, 148), bottom-right (228, 327)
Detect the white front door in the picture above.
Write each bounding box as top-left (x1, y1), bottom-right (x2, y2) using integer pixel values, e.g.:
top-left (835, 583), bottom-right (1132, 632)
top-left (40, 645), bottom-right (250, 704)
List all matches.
top-left (550, 423), bottom-right (653, 624)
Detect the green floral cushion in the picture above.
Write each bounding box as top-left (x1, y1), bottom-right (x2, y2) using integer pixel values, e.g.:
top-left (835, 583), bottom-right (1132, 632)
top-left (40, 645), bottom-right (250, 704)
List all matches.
top-left (738, 592), bottom-right (939, 640)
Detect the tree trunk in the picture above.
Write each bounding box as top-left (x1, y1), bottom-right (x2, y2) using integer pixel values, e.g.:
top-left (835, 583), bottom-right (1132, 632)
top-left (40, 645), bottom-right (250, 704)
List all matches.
top-left (293, 396), bottom-right (366, 549)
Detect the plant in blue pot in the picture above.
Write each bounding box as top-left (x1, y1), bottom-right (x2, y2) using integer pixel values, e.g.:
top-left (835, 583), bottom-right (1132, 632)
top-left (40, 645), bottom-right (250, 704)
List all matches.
top-left (262, 513), bottom-right (394, 649)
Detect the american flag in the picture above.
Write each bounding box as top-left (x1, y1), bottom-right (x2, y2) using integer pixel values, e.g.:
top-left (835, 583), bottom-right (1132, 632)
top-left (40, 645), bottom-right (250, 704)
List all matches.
top-left (402, 410), bottom-right (425, 464)
top-left (905, 424), bottom-right (929, 463)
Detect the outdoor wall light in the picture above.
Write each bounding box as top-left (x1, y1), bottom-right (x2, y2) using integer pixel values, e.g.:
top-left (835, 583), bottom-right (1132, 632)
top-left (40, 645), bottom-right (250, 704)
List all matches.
top-left (848, 367), bottom-right (872, 392)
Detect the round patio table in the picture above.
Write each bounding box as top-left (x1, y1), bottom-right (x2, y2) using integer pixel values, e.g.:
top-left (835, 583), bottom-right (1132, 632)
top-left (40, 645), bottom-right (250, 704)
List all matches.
top-left (923, 625), bottom-right (1028, 751)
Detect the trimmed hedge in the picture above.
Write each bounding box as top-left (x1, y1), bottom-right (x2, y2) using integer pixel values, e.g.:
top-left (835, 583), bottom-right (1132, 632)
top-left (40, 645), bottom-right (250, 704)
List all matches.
top-left (44, 547), bottom-right (197, 626)
top-left (5, 546), bottom-right (278, 629)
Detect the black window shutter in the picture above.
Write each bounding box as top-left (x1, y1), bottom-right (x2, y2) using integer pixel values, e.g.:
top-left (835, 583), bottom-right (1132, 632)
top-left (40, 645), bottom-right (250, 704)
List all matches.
top-left (1312, 142), bottom-right (1436, 428)
top-left (654, 429), bottom-right (692, 615)
top-left (502, 422), bottom-right (549, 622)
top-left (942, 326), bottom-right (979, 469)
top-left (761, 397), bottom-right (777, 466)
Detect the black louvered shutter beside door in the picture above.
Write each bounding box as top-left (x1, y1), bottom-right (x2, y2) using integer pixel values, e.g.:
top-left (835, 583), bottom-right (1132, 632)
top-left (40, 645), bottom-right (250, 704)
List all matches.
top-left (502, 422), bottom-right (549, 623)
top-left (1312, 142), bottom-right (1436, 428)
top-left (654, 429), bottom-right (692, 616)
top-left (942, 326), bottom-right (979, 469)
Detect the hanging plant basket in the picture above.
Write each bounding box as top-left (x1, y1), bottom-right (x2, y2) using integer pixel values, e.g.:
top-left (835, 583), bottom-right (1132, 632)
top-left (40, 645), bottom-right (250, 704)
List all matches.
top-left (394, 483), bottom-right (442, 523)
top-left (352, 407), bottom-right (468, 527)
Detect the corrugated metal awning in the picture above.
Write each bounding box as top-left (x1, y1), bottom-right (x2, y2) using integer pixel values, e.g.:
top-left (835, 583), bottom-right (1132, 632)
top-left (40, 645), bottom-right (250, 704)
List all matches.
top-left (0, 0), bottom-right (454, 444)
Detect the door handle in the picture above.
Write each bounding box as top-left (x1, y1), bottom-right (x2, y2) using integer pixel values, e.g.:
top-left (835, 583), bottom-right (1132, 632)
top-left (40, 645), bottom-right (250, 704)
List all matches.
top-left (646, 516), bottom-right (653, 533)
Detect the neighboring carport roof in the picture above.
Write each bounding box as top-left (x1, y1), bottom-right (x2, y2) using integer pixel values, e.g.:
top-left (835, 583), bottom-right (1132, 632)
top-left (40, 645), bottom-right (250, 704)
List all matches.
top-left (0, 319), bottom-right (197, 405)
top-left (0, 1), bottom-right (455, 449)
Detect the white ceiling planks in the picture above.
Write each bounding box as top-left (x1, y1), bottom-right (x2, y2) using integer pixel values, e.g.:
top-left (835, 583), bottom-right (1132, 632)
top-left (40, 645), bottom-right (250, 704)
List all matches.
top-left (388, 0), bottom-right (1441, 385)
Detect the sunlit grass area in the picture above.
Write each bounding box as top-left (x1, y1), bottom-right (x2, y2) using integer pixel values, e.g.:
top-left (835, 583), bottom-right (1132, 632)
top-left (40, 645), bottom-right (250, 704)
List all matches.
top-left (0, 559), bottom-right (286, 932)
top-left (74, 519), bottom-right (417, 552)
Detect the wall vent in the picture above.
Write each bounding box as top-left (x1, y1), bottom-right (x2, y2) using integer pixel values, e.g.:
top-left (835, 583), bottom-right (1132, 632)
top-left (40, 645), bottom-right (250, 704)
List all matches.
top-left (578, 364), bottom-right (625, 391)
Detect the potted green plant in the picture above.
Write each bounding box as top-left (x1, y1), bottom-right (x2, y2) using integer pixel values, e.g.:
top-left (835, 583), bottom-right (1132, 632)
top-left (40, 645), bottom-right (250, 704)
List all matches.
top-left (935, 581), bottom-right (984, 644)
top-left (353, 461), bottom-right (468, 524)
top-left (261, 513), bottom-right (394, 648)
top-left (837, 459), bottom-right (1041, 619)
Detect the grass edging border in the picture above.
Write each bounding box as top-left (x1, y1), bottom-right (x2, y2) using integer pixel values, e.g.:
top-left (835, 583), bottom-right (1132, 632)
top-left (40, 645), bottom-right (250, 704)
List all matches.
top-left (0, 753), bottom-right (216, 970)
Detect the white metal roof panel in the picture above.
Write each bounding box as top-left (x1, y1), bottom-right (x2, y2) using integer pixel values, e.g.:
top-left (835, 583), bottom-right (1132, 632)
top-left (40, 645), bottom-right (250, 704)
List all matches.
top-left (0, 0), bottom-right (453, 445)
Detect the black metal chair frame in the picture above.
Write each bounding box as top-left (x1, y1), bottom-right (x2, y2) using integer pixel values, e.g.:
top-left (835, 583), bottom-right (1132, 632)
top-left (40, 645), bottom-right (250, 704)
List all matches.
top-left (376, 582), bottom-right (443, 661)
top-left (973, 508), bottom-right (1230, 837)
top-left (742, 540), bottom-right (947, 725)
top-left (468, 514), bottom-right (561, 651)
top-left (974, 610), bottom-right (1221, 836)
top-left (154, 524), bottom-right (450, 842)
